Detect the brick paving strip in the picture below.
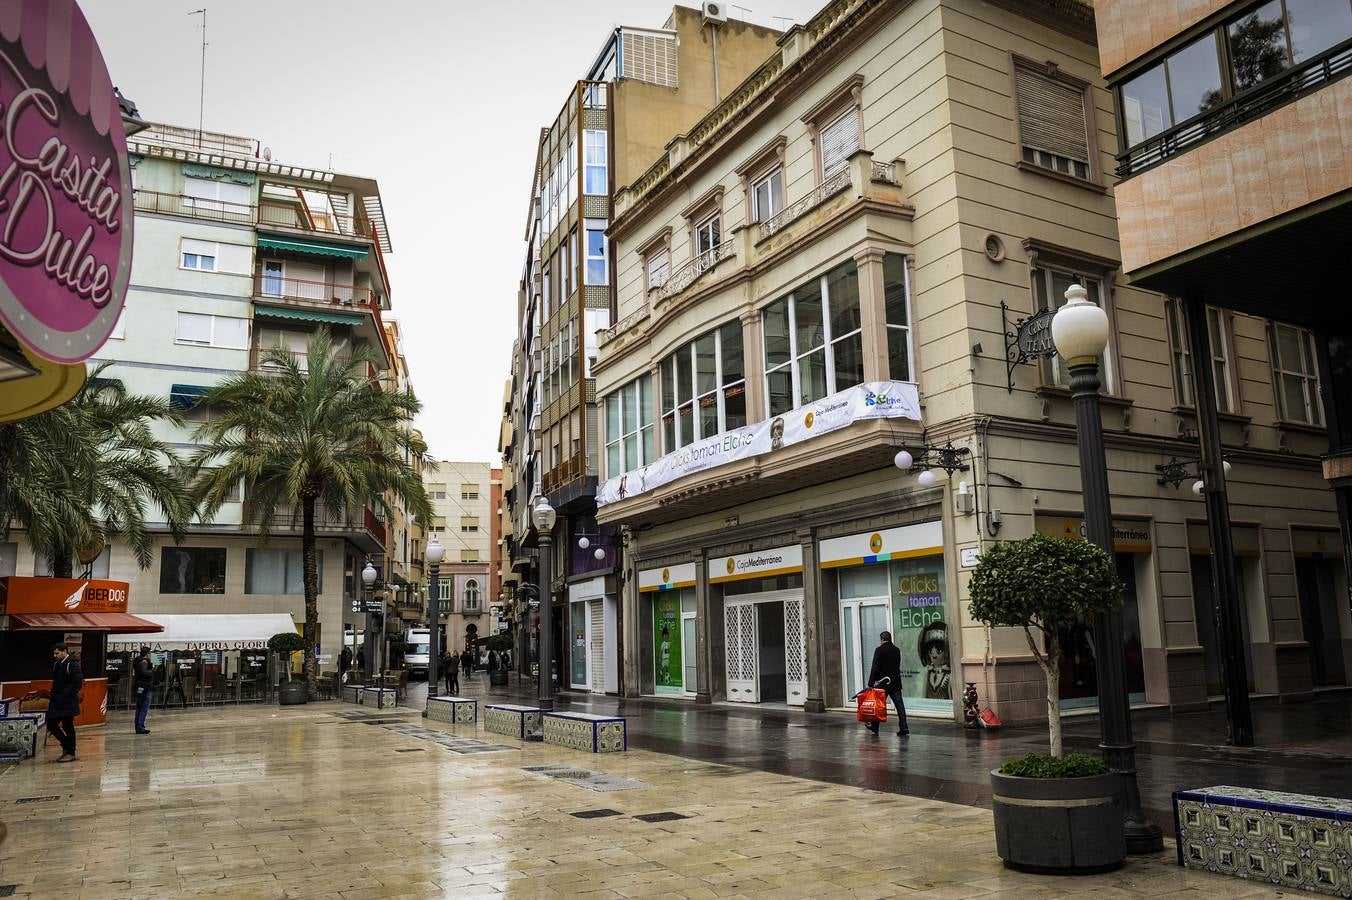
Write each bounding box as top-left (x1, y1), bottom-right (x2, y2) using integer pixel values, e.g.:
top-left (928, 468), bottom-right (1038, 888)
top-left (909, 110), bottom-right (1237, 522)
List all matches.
top-left (0, 704), bottom-right (1285, 898)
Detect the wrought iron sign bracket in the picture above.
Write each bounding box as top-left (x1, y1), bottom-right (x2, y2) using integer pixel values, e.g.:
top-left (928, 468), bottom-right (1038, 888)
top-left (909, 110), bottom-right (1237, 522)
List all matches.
top-left (1003, 300), bottom-right (1058, 393)
top-left (898, 431), bottom-right (973, 475)
top-left (1157, 454), bottom-right (1231, 488)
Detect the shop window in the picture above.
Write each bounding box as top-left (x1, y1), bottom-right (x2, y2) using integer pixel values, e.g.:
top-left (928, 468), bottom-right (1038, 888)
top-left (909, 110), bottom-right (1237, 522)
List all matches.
top-left (1269, 321), bottom-right (1324, 426)
top-left (883, 253), bottom-right (914, 382)
top-left (245, 548), bottom-right (320, 595)
top-left (762, 260), bottom-right (862, 416)
top-left (604, 374), bottom-right (654, 477)
top-left (1165, 300), bottom-right (1236, 413)
top-left (1013, 56), bottom-right (1095, 182)
top-left (159, 546), bottom-right (227, 594)
top-left (661, 320), bottom-right (745, 451)
top-left (651, 588), bottom-right (696, 695)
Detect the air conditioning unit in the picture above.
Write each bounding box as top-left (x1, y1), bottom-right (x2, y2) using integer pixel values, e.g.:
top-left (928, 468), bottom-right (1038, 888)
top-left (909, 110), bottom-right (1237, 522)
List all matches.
top-left (702, 1), bottom-right (728, 25)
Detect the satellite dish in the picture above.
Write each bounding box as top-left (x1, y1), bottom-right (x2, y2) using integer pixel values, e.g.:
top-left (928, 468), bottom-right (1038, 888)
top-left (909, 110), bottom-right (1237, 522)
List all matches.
top-left (263, 146), bottom-right (272, 161)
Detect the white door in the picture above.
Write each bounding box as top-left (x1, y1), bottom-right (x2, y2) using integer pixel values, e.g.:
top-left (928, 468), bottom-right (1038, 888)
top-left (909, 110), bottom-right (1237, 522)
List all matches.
top-left (724, 602), bottom-right (759, 702)
top-left (784, 596), bottom-right (808, 707)
top-left (841, 600), bottom-right (891, 702)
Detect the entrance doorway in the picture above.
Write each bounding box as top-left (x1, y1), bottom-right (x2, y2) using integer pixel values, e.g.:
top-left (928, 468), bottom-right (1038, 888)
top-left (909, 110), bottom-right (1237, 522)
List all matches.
top-left (841, 599), bottom-right (890, 700)
top-left (724, 589), bottom-right (807, 705)
top-left (1190, 554), bottom-right (1255, 695)
top-left (1296, 557), bottom-right (1347, 686)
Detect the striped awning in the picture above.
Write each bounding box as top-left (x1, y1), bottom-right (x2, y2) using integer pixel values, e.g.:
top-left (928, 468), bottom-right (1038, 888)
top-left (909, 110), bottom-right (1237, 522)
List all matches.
top-left (254, 306), bottom-right (363, 326)
top-left (256, 236), bottom-right (368, 259)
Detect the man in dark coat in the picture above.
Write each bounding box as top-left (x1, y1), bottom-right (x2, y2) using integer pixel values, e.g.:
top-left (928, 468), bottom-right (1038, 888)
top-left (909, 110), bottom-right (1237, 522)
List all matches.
top-left (48, 643), bottom-right (84, 761)
top-left (133, 646), bottom-right (154, 735)
top-left (865, 631), bottom-right (909, 736)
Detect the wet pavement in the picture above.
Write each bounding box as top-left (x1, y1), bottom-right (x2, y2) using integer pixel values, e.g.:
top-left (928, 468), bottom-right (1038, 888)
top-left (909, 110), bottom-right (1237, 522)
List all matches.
top-left (428, 673), bottom-right (1352, 834)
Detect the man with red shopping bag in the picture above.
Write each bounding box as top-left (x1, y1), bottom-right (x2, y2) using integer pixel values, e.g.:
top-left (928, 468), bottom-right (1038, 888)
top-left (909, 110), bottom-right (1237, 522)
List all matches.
top-left (864, 631), bottom-right (910, 736)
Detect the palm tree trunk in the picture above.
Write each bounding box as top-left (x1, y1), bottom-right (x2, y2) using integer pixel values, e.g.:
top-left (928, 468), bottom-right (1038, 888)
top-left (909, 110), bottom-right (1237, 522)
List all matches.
top-left (301, 493), bottom-right (319, 701)
top-left (52, 548), bottom-right (73, 579)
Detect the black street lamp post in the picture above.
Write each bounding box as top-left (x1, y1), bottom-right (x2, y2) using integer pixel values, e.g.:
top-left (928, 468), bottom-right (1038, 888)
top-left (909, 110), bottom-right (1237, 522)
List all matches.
top-left (532, 496), bottom-right (557, 711)
top-left (1052, 283), bottom-right (1164, 854)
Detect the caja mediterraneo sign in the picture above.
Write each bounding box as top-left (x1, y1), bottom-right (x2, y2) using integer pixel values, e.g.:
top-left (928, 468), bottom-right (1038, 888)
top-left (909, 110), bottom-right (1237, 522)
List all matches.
top-left (0, 0), bottom-right (133, 363)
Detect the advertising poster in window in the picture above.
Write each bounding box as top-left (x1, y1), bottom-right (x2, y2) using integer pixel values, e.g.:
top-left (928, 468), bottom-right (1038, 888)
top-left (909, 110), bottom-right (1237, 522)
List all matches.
top-left (890, 557), bottom-right (951, 712)
top-left (652, 594), bottom-right (683, 693)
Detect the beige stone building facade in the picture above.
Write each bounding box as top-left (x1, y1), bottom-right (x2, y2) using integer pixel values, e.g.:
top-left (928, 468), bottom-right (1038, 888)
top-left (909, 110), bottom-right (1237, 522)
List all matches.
top-left (593, 0), bottom-right (1344, 724)
top-left (424, 462), bottom-right (495, 658)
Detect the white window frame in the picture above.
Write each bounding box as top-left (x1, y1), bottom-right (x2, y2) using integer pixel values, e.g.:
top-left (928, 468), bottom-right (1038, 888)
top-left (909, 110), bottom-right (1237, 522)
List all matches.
top-left (762, 262), bottom-right (864, 417)
top-left (1032, 267), bottom-right (1114, 393)
top-left (181, 245), bottom-right (217, 271)
top-left (261, 259), bottom-right (285, 297)
top-left (662, 320), bottom-right (746, 451)
top-left (694, 212), bottom-right (722, 257)
top-left (819, 107), bottom-right (861, 179)
top-left (464, 579), bottom-right (481, 611)
top-left (1270, 322), bottom-right (1324, 427)
top-left (583, 130), bottom-right (607, 196)
top-left (883, 252), bottom-right (916, 383)
top-left (1165, 299), bottom-right (1235, 413)
top-left (183, 176), bottom-right (252, 216)
top-left (438, 577), bottom-right (451, 602)
top-left (751, 167), bottom-right (784, 223)
top-left (175, 312), bottom-right (249, 350)
top-left (646, 247), bottom-right (670, 291)
top-left (584, 219), bottom-right (608, 286)
top-left (604, 374), bottom-right (654, 478)
top-left (461, 484), bottom-right (479, 500)
top-left (460, 549), bottom-right (480, 563)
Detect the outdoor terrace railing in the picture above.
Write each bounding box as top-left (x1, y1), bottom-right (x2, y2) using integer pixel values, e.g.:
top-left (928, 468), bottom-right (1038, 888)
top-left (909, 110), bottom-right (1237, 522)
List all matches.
top-left (758, 168), bottom-right (851, 241)
top-left (596, 303), bottom-right (648, 349)
top-left (257, 202), bottom-right (374, 240)
top-left (133, 188), bottom-right (254, 224)
top-left (1116, 39), bottom-right (1352, 178)
top-left (133, 187), bottom-right (378, 242)
top-left (657, 240), bottom-right (735, 301)
top-left (254, 274), bottom-right (377, 308)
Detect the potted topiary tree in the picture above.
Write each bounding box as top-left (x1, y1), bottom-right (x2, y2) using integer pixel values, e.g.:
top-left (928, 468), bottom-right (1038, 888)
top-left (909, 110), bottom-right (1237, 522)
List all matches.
top-left (486, 633), bottom-right (513, 687)
top-left (968, 533), bottom-right (1126, 874)
top-left (268, 632), bottom-right (309, 705)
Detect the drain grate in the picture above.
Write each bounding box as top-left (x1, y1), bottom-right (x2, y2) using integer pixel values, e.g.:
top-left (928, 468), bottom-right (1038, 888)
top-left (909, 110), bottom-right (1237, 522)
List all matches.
top-left (15, 796), bottom-right (59, 804)
top-left (634, 811), bottom-right (690, 823)
top-left (0, 884), bottom-right (16, 896)
top-left (524, 766), bottom-right (650, 793)
top-left (570, 808), bottom-right (622, 819)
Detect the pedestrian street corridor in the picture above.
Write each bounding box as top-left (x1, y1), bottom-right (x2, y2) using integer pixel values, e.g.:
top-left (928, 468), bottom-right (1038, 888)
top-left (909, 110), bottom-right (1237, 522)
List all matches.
top-left (0, 702), bottom-right (1284, 899)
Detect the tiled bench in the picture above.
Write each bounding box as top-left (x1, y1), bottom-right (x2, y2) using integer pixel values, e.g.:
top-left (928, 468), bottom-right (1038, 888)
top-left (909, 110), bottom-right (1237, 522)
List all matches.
top-left (542, 711), bottom-right (626, 753)
top-left (427, 696), bottom-right (477, 724)
top-left (0, 697), bottom-right (12, 717)
top-left (342, 685), bottom-right (364, 704)
top-left (485, 704), bottom-right (542, 740)
top-left (0, 712), bottom-right (44, 759)
top-left (1175, 785), bottom-right (1352, 896)
top-left (360, 687), bottom-right (397, 710)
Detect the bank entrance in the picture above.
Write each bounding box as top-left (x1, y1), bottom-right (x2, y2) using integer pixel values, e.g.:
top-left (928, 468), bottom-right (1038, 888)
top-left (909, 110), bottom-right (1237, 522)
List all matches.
top-left (711, 546), bottom-right (807, 707)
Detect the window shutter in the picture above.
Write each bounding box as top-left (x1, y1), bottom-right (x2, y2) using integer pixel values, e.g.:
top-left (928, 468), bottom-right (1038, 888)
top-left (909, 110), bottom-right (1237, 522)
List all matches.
top-left (1015, 66), bottom-right (1089, 162)
top-left (819, 109), bottom-right (860, 178)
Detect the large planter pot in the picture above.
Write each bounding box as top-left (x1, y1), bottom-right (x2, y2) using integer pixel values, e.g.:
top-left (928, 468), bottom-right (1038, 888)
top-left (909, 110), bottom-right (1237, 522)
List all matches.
top-left (489, 670), bottom-right (509, 687)
top-left (990, 770), bottom-right (1124, 874)
top-left (278, 683), bottom-right (309, 706)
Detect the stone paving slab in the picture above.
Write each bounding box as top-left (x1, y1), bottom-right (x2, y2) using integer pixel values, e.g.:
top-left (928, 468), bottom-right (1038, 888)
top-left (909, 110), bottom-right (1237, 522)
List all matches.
top-left (0, 703), bottom-right (1287, 898)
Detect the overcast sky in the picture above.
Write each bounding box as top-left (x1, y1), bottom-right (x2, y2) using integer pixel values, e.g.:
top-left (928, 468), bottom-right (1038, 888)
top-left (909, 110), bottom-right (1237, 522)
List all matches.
top-left (82, 0), bottom-right (824, 463)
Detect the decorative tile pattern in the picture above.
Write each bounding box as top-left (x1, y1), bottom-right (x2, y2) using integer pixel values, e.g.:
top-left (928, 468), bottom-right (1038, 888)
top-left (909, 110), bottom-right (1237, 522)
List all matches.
top-left (342, 685), bottom-right (364, 705)
top-left (0, 698), bottom-right (12, 717)
top-left (485, 704), bottom-right (542, 740)
top-left (427, 697), bottom-right (477, 724)
top-left (0, 715), bottom-right (40, 759)
top-left (360, 688), bottom-right (396, 710)
top-left (1174, 784), bottom-right (1352, 897)
top-left (543, 712), bottom-right (626, 753)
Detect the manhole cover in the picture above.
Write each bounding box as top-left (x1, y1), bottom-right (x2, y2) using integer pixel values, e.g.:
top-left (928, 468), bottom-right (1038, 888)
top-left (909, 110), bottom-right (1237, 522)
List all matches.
top-left (570, 809), bottom-right (622, 819)
top-left (634, 812), bottom-right (690, 823)
top-left (16, 796), bottom-right (59, 804)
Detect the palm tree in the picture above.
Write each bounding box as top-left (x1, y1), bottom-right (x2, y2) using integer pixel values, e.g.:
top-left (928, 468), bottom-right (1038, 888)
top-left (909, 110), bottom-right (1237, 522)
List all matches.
top-left (192, 328), bottom-right (430, 699)
top-left (0, 365), bottom-right (194, 577)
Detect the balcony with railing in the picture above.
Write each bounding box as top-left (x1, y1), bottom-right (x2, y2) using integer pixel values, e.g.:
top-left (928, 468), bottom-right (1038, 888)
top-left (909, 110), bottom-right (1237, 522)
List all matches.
top-left (655, 240), bottom-right (736, 303)
top-left (759, 168), bottom-right (851, 241)
top-left (133, 188), bottom-right (254, 225)
top-left (257, 200), bottom-right (375, 241)
top-left (256, 503), bottom-right (385, 553)
top-left (254, 273), bottom-right (378, 310)
top-left (132, 187), bottom-right (378, 243)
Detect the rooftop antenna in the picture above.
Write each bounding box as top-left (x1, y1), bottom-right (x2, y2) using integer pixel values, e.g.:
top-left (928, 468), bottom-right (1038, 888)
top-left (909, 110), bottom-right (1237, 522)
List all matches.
top-left (188, 8), bottom-right (207, 146)
top-left (772, 15), bottom-right (793, 29)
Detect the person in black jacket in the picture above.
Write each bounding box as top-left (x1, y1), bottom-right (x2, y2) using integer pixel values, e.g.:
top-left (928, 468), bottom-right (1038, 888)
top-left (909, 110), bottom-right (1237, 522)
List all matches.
top-left (865, 631), bottom-right (910, 736)
top-left (48, 643), bottom-right (84, 761)
top-left (132, 646), bottom-right (154, 735)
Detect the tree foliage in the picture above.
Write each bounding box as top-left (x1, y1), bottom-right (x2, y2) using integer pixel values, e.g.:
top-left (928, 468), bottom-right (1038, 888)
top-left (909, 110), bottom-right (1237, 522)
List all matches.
top-left (192, 329), bottom-right (431, 700)
top-left (968, 534), bottom-right (1122, 757)
top-left (0, 365), bottom-right (194, 576)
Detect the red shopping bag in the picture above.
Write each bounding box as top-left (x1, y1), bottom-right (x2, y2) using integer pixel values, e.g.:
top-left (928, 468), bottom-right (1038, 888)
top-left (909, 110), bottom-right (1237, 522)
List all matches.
top-left (856, 688), bottom-right (888, 723)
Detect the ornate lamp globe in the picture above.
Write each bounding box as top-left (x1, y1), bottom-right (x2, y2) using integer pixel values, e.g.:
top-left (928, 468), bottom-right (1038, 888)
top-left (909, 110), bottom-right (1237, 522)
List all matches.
top-left (426, 537), bottom-right (445, 565)
top-left (893, 449), bottom-right (913, 471)
top-left (577, 536), bottom-right (590, 550)
top-left (593, 548), bottom-right (605, 561)
top-left (1051, 283), bottom-right (1109, 364)
top-left (916, 469), bottom-right (939, 488)
top-left (532, 495), bottom-right (557, 531)
top-left (361, 561), bottom-right (377, 586)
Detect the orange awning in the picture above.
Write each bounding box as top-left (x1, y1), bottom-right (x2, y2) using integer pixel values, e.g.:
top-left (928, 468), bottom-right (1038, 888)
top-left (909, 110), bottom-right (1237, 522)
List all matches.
top-left (10, 612), bottom-right (163, 633)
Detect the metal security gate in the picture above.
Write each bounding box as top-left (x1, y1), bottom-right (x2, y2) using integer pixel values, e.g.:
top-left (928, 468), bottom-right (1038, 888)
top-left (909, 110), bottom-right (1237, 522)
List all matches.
top-left (724, 602), bottom-right (758, 702)
top-left (784, 596), bottom-right (807, 707)
top-left (589, 599), bottom-right (604, 693)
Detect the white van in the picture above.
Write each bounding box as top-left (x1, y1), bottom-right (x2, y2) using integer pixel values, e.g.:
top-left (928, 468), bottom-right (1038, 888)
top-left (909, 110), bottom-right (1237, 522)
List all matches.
top-left (404, 628), bottom-right (430, 679)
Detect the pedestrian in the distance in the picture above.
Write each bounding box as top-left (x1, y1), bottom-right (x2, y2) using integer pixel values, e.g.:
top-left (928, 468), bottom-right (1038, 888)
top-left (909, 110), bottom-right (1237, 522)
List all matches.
top-left (48, 642), bottom-right (83, 761)
top-left (488, 649), bottom-right (499, 672)
top-left (133, 646), bottom-right (154, 735)
top-left (445, 652), bottom-right (459, 696)
top-left (865, 631), bottom-right (909, 737)
top-left (339, 646), bottom-right (352, 675)
top-left (355, 646), bottom-right (366, 674)
top-left (462, 649), bottom-right (473, 678)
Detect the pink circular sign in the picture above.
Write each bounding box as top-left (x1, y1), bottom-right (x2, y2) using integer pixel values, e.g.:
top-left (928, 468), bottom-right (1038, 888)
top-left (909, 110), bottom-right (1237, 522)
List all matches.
top-left (0, 0), bottom-right (132, 364)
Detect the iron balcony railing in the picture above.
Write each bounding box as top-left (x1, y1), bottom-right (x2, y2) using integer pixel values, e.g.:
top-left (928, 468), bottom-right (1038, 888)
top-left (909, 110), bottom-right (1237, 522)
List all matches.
top-left (132, 188), bottom-right (376, 240)
top-left (254, 273), bottom-right (377, 309)
top-left (657, 240), bottom-right (736, 301)
top-left (758, 168), bottom-right (851, 241)
top-left (257, 202), bottom-right (374, 239)
top-left (596, 303), bottom-right (648, 349)
top-left (133, 188), bottom-right (254, 224)
top-left (1117, 39), bottom-right (1352, 179)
